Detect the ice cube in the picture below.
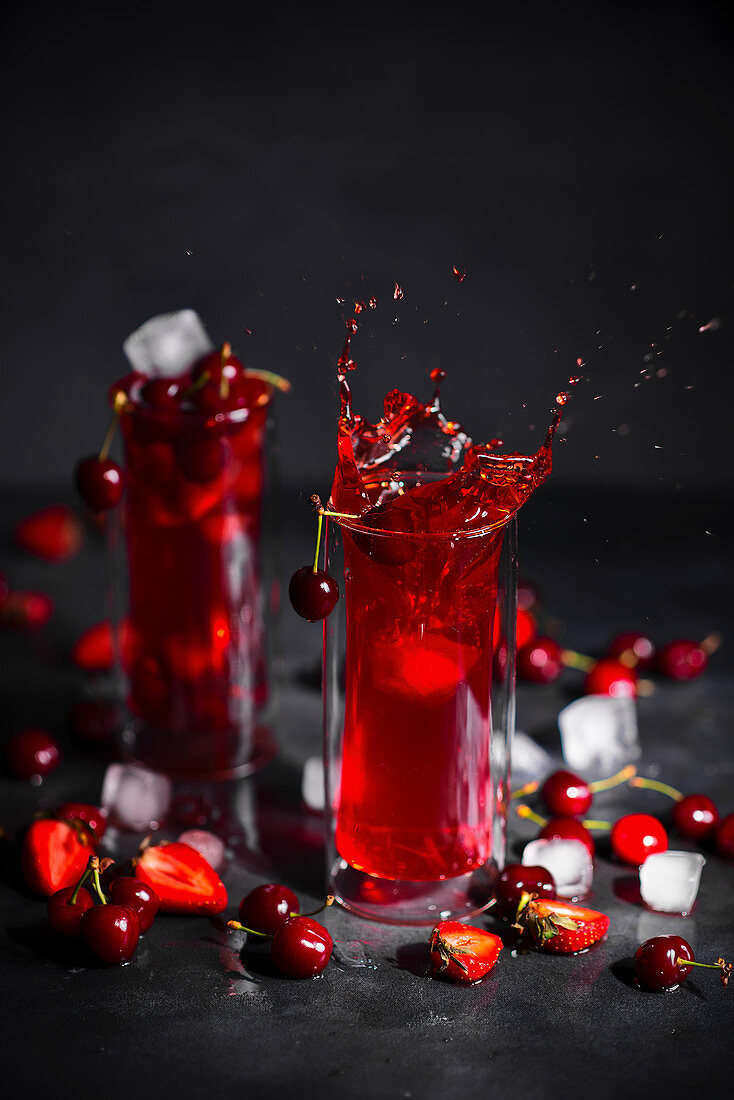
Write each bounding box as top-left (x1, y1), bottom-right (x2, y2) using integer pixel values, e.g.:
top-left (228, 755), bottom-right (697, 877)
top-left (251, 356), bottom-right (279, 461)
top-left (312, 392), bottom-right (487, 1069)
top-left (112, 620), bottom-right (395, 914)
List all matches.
top-left (558, 695), bottom-right (640, 780)
top-left (639, 851), bottom-right (705, 916)
top-left (177, 829), bottom-right (226, 872)
top-left (511, 730), bottom-right (553, 785)
top-left (101, 762), bottom-right (172, 832)
top-left (123, 310), bottom-right (213, 377)
top-left (522, 837), bottom-right (593, 900)
top-left (302, 756), bottom-right (325, 813)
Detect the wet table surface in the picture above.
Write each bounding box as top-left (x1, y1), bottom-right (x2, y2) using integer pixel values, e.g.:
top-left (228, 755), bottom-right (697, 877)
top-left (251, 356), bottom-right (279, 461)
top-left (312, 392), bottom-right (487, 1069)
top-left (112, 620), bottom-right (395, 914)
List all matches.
top-left (1, 485), bottom-right (733, 1099)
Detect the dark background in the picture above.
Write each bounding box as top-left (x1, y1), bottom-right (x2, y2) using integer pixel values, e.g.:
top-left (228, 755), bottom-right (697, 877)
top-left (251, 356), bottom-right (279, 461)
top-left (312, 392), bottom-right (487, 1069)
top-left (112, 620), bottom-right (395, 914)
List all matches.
top-left (1, 0), bottom-right (733, 499)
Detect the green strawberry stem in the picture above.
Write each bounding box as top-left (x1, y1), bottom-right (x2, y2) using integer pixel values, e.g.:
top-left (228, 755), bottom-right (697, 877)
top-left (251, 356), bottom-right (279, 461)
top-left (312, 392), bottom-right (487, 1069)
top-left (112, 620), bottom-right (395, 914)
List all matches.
top-left (630, 776), bottom-right (684, 802)
top-left (588, 764), bottom-right (637, 793)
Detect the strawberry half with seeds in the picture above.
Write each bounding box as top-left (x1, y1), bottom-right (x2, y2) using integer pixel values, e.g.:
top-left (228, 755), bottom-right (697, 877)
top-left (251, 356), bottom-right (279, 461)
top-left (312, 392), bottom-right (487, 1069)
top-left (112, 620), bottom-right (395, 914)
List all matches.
top-left (429, 921), bottom-right (502, 983)
top-left (134, 841), bottom-right (227, 915)
top-left (516, 896), bottom-right (609, 954)
top-left (21, 818), bottom-right (96, 896)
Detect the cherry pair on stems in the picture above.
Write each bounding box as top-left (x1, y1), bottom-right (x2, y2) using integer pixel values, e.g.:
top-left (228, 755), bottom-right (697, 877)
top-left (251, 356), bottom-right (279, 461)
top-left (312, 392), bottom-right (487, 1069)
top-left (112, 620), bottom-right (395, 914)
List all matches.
top-left (227, 884), bottom-right (334, 979)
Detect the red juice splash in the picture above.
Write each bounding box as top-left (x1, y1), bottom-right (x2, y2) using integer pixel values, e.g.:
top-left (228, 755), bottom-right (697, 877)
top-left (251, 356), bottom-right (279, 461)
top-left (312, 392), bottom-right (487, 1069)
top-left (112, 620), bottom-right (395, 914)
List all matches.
top-left (329, 308), bottom-right (571, 882)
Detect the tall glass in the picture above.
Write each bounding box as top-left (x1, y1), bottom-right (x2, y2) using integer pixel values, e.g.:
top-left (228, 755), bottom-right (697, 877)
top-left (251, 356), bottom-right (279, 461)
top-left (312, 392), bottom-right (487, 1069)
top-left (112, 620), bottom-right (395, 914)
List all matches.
top-left (323, 483), bottom-right (517, 925)
top-left (111, 380), bottom-right (278, 778)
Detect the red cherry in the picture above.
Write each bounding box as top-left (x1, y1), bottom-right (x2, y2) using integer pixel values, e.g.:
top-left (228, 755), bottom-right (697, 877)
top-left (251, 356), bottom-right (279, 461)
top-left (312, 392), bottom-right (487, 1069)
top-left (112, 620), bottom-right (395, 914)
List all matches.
top-left (71, 620), bottom-right (115, 671)
top-left (82, 904), bottom-right (140, 964)
top-left (541, 770), bottom-right (592, 817)
top-left (75, 456), bottom-right (125, 512)
top-left (611, 813), bottom-right (668, 865)
top-left (140, 378), bottom-right (183, 409)
top-left (68, 700), bottom-right (118, 744)
top-left (671, 794), bottom-right (719, 841)
top-left (584, 658), bottom-right (637, 698)
top-left (14, 505), bottom-right (83, 563)
top-left (57, 803), bottom-right (108, 842)
top-left (607, 631), bottom-right (656, 670)
top-left (495, 863), bottom-right (556, 919)
top-left (6, 728), bottom-right (61, 780)
top-left (634, 935), bottom-right (694, 990)
top-left (517, 637), bottom-right (563, 684)
top-left (540, 817), bottom-right (595, 856)
top-left (47, 885), bottom-right (95, 937)
top-left (656, 640), bottom-right (708, 681)
top-left (0, 590), bottom-right (54, 629)
top-left (178, 435), bottom-right (227, 483)
top-left (289, 567), bottom-right (339, 621)
top-left (109, 876), bottom-right (159, 933)
top-left (239, 883), bottom-right (299, 935)
top-left (715, 814), bottom-right (734, 859)
top-left (270, 915), bottom-right (333, 978)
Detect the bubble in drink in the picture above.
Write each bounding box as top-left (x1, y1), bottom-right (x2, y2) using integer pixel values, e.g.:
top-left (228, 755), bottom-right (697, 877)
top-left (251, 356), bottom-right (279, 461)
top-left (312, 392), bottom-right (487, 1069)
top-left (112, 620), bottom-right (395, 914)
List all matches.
top-left (522, 837), bottom-right (593, 900)
top-left (558, 695), bottom-right (640, 780)
top-left (639, 850), bottom-right (705, 916)
top-left (123, 310), bottom-right (214, 377)
top-left (101, 762), bottom-right (172, 832)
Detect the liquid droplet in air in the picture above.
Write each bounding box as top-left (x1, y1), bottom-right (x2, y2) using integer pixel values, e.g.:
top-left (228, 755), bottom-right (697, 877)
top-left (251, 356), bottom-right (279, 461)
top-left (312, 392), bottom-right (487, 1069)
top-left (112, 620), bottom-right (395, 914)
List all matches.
top-left (452, 265), bottom-right (466, 283)
top-left (393, 283), bottom-right (404, 301)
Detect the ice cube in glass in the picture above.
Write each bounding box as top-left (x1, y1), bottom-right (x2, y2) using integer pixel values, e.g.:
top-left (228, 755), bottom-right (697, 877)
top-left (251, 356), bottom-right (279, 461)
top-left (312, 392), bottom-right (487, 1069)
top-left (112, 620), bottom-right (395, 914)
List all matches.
top-left (639, 850), bottom-right (705, 916)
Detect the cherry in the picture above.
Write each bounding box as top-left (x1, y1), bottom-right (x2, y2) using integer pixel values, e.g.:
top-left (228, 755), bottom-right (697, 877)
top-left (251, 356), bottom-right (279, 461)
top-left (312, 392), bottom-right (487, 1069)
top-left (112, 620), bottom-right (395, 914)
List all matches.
top-left (57, 803), bottom-right (107, 842)
top-left (178, 435), bottom-right (226, 483)
top-left (75, 456), bottom-right (125, 512)
top-left (516, 608), bottom-right (537, 651)
top-left (634, 935), bottom-right (731, 991)
top-left (715, 813), bottom-right (734, 860)
top-left (540, 816), bottom-right (596, 856)
top-left (655, 639), bottom-right (708, 681)
top-left (47, 885), bottom-right (95, 937)
top-left (517, 636), bottom-right (563, 684)
top-left (109, 876), bottom-right (159, 933)
top-left (190, 345), bottom-right (246, 412)
top-left (270, 915), bottom-right (333, 978)
top-left (239, 883), bottom-right (299, 935)
top-left (0, 590), bottom-right (54, 630)
top-left (671, 794), bottom-right (719, 841)
top-left (68, 700), bottom-right (118, 744)
top-left (607, 631), bottom-right (655, 670)
top-left (611, 813), bottom-right (668, 865)
top-left (495, 863), bottom-right (555, 919)
top-left (584, 658), bottom-right (637, 698)
top-left (6, 728), bottom-right (61, 780)
top-left (289, 567), bottom-right (339, 622)
top-left (14, 505), bottom-right (83, 563)
top-left (82, 904), bottom-right (140, 964)
top-left (541, 770), bottom-right (592, 817)
top-left (140, 378), bottom-right (183, 409)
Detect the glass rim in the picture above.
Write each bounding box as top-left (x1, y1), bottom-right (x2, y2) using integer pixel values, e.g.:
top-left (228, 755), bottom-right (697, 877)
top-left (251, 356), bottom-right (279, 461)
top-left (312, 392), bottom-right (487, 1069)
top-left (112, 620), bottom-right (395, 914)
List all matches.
top-left (109, 373), bottom-right (274, 423)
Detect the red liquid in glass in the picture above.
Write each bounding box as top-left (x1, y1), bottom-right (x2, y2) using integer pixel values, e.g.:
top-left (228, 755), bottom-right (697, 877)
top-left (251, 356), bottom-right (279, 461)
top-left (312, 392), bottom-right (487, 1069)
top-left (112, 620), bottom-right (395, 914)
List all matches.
top-left (114, 369), bottom-right (271, 773)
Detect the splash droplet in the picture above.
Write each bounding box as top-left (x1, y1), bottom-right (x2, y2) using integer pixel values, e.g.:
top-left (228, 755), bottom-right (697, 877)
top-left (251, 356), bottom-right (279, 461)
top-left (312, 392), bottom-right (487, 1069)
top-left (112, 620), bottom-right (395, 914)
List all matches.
top-left (393, 283), bottom-right (404, 301)
top-left (452, 265), bottom-right (466, 283)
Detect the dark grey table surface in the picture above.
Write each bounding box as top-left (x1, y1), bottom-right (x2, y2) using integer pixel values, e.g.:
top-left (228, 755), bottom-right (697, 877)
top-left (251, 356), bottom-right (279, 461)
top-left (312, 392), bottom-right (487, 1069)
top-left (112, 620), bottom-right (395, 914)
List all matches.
top-left (1, 484), bottom-right (733, 1099)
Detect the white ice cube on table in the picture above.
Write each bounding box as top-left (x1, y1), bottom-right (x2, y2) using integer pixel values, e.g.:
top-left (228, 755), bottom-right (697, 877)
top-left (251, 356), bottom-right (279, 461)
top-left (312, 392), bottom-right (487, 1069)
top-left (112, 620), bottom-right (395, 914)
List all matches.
top-left (177, 829), bottom-right (226, 872)
top-left (639, 851), bottom-right (705, 916)
top-left (302, 756), bottom-right (325, 812)
top-left (101, 763), bottom-right (172, 832)
top-left (558, 694), bottom-right (640, 780)
top-left (511, 730), bottom-right (553, 785)
top-left (523, 837), bottom-right (593, 900)
top-left (123, 310), bottom-right (213, 377)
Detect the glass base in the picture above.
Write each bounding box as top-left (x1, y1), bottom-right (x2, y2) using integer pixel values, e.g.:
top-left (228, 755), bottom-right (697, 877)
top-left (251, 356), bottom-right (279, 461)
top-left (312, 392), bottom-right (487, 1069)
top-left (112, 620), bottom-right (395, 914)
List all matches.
top-left (118, 721), bottom-right (277, 781)
top-left (329, 857), bottom-right (498, 925)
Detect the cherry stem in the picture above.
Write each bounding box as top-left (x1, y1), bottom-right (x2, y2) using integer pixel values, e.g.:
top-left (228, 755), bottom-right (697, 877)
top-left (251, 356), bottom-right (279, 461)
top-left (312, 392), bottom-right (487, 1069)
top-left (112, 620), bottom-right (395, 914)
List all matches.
top-left (226, 920), bottom-right (271, 938)
top-left (515, 804), bottom-right (547, 826)
top-left (89, 856), bottom-right (108, 905)
top-left (511, 780), bottom-right (540, 800)
top-left (183, 371), bottom-right (209, 399)
top-left (588, 764), bottom-right (637, 793)
top-left (560, 649), bottom-right (595, 672)
top-left (581, 818), bottom-right (612, 830)
top-left (677, 956), bottom-right (732, 987)
top-left (312, 510), bottom-right (324, 574)
top-left (69, 862), bottom-right (93, 906)
top-left (99, 391), bottom-right (127, 462)
top-left (219, 343), bottom-right (232, 401)
top-left (629, 776), bottom-right (684, 802)
top-left (244, 368), bottom-right (291, 393)
top-left (700, 633), bottom-right (721, 656)
top-left (295, 895), bottom-right (335, 919)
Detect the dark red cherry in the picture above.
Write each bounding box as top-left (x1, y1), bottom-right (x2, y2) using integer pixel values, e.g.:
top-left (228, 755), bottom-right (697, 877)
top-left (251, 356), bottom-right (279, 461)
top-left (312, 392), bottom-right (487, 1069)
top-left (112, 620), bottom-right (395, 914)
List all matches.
top-left (0, 590), bottom-right (54, 630)
top-left (495, 863), bottom-right (556, 919)
top-left (517, 637), bottom-right (563, 684)
top-left (541, 770), bottom-right (592, 817)
top-left (540, 817), bottom-right (595, 856)
top-left (6, 728), bottom-right (61, 780)
top-left (634, 935), bottom-right (694, 990)
top-left (655, 640), bottom-right (708, 681)
top-left (190, 348), bottom-right (246, 412)
top-left (68, 700), bottom-right (118, 745)
top-left (75, 456), bottom-right (125, 512)
top-left (57, 803), bottom-right (107, 841)
top-left (270, 915), bottom-right (333, 978)
top-left (607, 631), bottom-right (656, 670)
top-left (671, 794), bottom-right (719, 841)
top-left (192, 348), bottom-right (245, 390)
top-left (584, 658), bottom-right (637, 698)
top-left (109, 876), bottom-right (159, 933)
top-left (611, 813), bottom-right (668, 865)
top-left (140, 378), bottom-right (183, 409)
top-left (715, 814), bottom-right (734, 859)
top-left (239, 883), bottom-right (299, 935)
top-left (178, 435), bottom-right (227, 483)
top-left (82, 904), bottom-right (140, 964)
top-left (47, 885), bottom-right (95, 937)
top-left (289, 567), bottom-right (339, 621)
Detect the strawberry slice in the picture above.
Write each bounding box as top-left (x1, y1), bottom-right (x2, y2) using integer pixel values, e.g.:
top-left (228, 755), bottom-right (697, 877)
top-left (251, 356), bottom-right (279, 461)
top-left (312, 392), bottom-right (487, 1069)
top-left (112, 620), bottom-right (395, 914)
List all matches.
top-left (517, 897), bottom-right (609, 954)
top-left (429, 920), bottom-right (503, 983)
top-left (134, 841), bottom-right (227, 915)
top-left (21, 819), bottom-right (95, 896)
top-left (14, 505), bottom-right (83, 563)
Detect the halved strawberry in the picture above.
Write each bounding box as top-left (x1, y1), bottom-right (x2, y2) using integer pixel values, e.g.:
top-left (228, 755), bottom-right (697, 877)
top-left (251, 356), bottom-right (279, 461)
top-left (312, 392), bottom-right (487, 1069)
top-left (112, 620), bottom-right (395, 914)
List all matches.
top-left (14, 505), bottom-right (84, 563)
top-left (71, 619), bottom-right (134, 672)
top-left (429, 920), bottom-right (502, 983)
top-left (21, 819), bottom-right (96, 896)
top-left (516, 897), bottom-right (609, 954)
top-left (134, 841), bottom-right (227, 915)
